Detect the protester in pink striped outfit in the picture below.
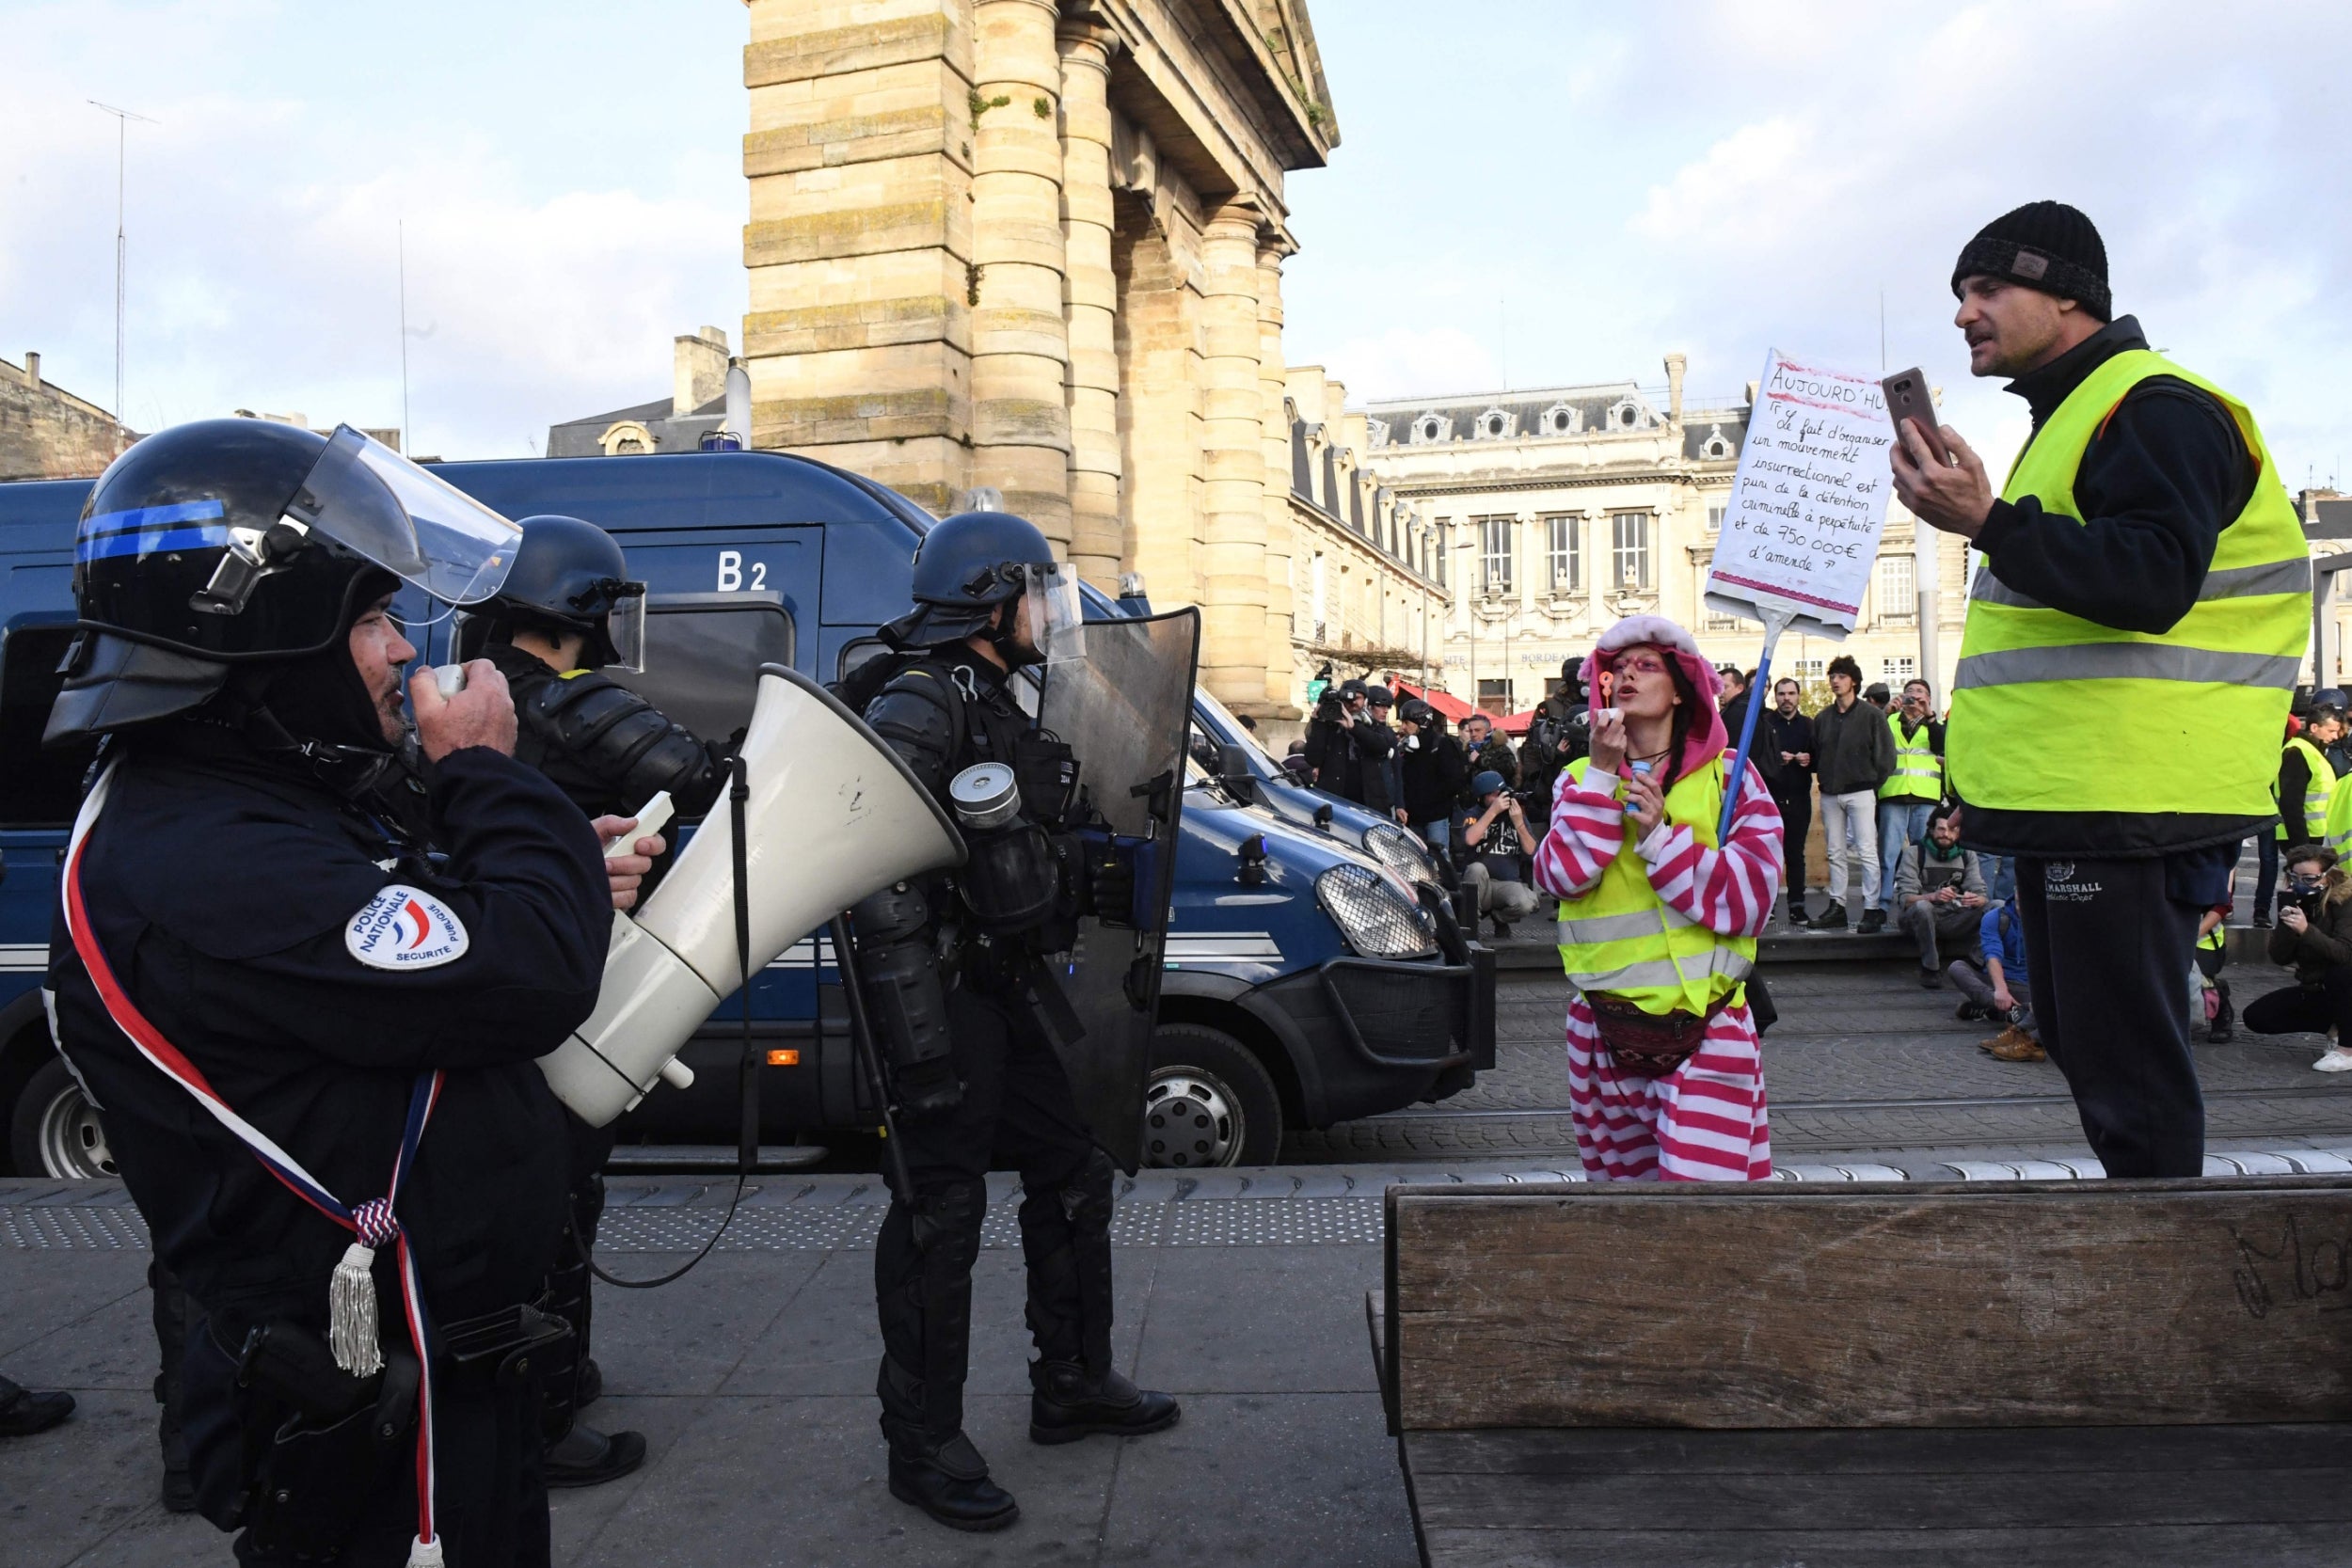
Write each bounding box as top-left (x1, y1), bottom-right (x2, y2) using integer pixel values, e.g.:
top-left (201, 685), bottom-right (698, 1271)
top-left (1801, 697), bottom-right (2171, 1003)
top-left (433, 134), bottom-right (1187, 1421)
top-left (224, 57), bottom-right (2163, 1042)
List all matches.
top-left (1534, 615), bottom-right (1784, 1181)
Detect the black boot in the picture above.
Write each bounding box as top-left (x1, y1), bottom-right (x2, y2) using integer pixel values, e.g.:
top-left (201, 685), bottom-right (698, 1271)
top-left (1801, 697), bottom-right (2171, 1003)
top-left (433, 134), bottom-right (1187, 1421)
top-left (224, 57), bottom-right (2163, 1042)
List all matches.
top-left (544, 1423), bottom-right (647, 1488)
top-left (1857, 907), bottom-right (1886, 935)
top-left (1785, 895), bottom-right (1810, 928)
top-left (880, 1357), bottom-right (1017, 1531)
top-left (2210, 979), bottom-right (2235, 1043)
top-left (1813, 903), bottom-right (1848, 930)
top-left (1029, 1361), bottom-right (1181, 1445)
top-left (0, 1373), bottom-right (73, 1437)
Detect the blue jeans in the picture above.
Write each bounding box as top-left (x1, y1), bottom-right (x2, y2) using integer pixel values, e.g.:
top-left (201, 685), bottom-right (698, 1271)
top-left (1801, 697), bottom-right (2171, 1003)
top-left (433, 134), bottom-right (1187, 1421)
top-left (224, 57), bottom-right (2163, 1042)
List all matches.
top-left (1877, 798), bottom-right (1936, 906)
top-left (1416, 817), bottom-right (1452, 856)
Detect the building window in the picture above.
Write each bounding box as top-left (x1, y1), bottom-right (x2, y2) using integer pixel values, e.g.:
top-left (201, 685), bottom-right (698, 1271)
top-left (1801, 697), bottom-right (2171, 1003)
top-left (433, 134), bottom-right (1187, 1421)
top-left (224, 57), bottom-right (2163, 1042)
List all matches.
top-left (1414, 414), bottom-right (1449, 444)
top-left (1795, 657), bottom-right (1825, 680)
top-left (1610, 512), bottom-right (1650, 590)
top-left (1477, 678), bottom-right (1514, 715)
top-left (1545, 515), bottom-right (1580, 592)
top-left (1877, 553), bottom-right (1916, 626)
top-left (1698, 422), bottom-right (1735, 461)
top-left (1705, 604), bottom-right (1740, 631)
top-left (1540, 403), bottom-right (1579, 436)
top-left (1883, 657), bottom-right (1917, 685)
top-left (1479, 516), bottom-right (1515, 594)
top-left (1707, 504), bottom-right (1724, 532)
top-left (1476, 408), bottom-right (1513, 439)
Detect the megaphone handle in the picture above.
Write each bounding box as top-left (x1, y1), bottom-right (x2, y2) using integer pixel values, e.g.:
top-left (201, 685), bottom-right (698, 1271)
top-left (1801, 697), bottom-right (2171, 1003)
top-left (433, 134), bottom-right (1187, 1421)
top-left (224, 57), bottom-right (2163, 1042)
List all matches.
top-left (829, 914), bottom-right (915, 1199)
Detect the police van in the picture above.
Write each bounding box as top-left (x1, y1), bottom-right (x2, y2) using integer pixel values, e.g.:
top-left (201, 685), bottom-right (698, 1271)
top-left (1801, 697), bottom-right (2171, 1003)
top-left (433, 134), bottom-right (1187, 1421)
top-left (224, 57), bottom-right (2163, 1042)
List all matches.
top-left (0, 446), bottom-right (1492, 1177)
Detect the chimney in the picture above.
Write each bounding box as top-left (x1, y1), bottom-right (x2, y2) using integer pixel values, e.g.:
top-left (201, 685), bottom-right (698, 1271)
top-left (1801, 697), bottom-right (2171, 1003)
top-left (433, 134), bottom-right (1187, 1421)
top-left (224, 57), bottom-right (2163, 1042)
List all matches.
top-left (23, 352), bottom-right (40, 390)
top-left (1662, 353), bottom-right (1686, 428)
top-left (674, 326), bottom-right (730, 419)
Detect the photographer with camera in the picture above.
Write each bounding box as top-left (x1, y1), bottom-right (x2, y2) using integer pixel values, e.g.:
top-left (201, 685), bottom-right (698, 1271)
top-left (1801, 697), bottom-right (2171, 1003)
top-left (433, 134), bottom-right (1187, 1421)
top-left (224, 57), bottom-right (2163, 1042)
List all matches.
top-left (1396, 699), bottom-right (1469, 859)
top-left (1518, 655), bottom-right (1591, 832)
top-left (1302, 677), bottom-right (1398, 817)
top-left (2247, 845), bottom-right (2352, 1072)
top-left (1461, 770), bottom-right (1540, 938)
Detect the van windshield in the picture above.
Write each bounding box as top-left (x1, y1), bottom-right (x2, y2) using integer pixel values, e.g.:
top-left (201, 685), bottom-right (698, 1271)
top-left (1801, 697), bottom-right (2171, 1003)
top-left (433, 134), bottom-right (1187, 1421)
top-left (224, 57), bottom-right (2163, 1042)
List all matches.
top-left (1194, 689), bottom-right (1277, 774)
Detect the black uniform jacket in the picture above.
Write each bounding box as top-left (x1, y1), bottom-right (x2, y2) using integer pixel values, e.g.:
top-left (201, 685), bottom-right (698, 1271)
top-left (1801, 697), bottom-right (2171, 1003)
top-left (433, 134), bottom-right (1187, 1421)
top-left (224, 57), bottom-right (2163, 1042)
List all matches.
top-left (485, 641), bottom-right (726, 822)
top-left (48, 725), bottom-right (611, 1348)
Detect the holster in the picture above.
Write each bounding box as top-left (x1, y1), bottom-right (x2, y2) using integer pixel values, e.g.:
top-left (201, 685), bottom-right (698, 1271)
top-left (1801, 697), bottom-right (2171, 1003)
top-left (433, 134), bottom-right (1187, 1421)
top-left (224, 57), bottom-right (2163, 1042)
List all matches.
top-left (236, 1321), bottom-right (421, 1560)
top-left (440, 1302), bottom-right (573, 1398)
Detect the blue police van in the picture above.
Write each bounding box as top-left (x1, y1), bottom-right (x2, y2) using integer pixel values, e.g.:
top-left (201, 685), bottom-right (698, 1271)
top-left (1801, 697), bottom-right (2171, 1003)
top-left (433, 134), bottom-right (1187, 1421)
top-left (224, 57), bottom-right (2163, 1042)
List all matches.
top-left (0, 446), bottom-right (1492, 1178)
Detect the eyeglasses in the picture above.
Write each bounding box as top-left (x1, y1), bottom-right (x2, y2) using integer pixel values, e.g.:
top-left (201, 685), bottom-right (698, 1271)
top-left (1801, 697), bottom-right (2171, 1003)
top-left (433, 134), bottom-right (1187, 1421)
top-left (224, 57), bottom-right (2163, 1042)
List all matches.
top-left (1610, 654), bottom-right (1669, 676)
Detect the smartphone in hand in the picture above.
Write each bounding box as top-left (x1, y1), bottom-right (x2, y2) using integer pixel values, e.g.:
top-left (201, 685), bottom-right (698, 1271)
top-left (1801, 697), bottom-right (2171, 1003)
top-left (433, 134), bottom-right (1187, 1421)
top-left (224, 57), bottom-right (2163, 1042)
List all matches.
top-left (1882, 367), bottom-right (1953, 466)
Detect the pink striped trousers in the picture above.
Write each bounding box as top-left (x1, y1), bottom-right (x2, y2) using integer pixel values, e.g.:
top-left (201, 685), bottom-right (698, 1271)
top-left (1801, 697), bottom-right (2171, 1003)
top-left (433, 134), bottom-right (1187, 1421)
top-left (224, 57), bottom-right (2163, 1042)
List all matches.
top-left (1563, 993), bottom-right (1772, 1181)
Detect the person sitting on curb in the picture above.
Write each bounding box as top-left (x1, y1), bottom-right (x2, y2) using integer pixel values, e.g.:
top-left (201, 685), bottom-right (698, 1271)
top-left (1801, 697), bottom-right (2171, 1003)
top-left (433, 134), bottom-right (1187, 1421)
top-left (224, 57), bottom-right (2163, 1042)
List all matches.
top-left (1949, 895), bottom-right (2042, 1060)
top-left (1896, 807), bottom-right (1986, 987)
top-left (1460, 769), bottom-right (1540, 938)
top-left (2247, 845), bottom-right (2352, 1071)
top-left (2195, 874), bottom-right (2235, 1043)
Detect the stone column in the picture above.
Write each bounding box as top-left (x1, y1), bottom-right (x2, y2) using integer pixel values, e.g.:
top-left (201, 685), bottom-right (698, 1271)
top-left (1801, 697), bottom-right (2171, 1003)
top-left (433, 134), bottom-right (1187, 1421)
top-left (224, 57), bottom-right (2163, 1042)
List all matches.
top-left (1198, 198), bottom-right (1270, 713)
top-left (739, 0), bottom-right (976, 515)
top-left (1257, 236), bottom-right (1298, 713)
top-left (1116, 216), bottom-right (1203, 609)
top-left (1057, 17), bottom-right (1122, 588)
top-left (969, 0), bottom-right (1071, 541)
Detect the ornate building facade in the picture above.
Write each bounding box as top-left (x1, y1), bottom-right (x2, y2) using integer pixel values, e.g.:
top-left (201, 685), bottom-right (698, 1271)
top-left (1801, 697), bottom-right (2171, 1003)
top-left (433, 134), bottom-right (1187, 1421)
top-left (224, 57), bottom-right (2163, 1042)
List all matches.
top-left (737, 0), bottom-right (1354, 721)
top-left (1361, 360), bottom-right (1969, 715)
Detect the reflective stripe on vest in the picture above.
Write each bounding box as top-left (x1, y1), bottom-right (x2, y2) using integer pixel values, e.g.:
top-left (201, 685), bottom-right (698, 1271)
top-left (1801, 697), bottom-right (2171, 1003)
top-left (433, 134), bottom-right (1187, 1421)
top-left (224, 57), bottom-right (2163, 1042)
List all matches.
top-left (2327, 768), bottom-right (2352, 859)
top-left (2277, 736), bottom-right (2339, 845)
top-left (1946, 349), bottom-right (2308, 818)
top-left (1879, 710), bottom-right (1942, 802)
top-left (1553, 755), bottom-right (1755, 1017)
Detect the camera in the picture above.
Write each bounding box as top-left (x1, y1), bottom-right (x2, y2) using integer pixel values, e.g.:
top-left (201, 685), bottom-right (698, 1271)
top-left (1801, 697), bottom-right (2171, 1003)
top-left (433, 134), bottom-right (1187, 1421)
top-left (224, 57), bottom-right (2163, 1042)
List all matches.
top-left (1314, 689), bottom-right (1346, 723)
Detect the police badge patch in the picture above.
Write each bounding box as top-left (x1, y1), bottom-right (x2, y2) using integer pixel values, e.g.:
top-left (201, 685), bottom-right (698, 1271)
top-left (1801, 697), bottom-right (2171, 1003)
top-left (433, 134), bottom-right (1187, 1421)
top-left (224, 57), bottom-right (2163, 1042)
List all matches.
top-left (346, 884), bottom-right (470, 970)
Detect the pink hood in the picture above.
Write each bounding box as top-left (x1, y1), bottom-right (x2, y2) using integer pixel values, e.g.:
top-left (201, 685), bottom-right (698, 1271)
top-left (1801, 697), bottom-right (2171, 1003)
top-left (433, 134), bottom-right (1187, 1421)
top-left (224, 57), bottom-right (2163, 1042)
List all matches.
top-left (1580, 614), bottom-right (1729, 779)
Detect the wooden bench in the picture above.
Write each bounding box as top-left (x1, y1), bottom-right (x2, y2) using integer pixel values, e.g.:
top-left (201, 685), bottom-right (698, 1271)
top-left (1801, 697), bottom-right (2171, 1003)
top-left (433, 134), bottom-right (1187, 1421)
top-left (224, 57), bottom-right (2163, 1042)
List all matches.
top-left (1373, 1178), bottom-right (2352, 1567)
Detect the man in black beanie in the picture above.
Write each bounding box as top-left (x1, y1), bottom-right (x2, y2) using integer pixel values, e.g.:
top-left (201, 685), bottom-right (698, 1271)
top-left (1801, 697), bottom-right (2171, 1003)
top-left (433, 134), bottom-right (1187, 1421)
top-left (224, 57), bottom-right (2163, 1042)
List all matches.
top-left (1889, 199), bottom-right (2311, 1179)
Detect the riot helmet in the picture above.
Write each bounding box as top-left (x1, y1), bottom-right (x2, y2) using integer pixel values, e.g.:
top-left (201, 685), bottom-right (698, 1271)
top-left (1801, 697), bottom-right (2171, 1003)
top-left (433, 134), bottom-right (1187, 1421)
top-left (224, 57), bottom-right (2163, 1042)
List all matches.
top-left (453, 514), bottom-right (645, 671)
top-left (891, 508), bottom-right (1083, 665)
top-left (49, 418), bottom-right (522, 748)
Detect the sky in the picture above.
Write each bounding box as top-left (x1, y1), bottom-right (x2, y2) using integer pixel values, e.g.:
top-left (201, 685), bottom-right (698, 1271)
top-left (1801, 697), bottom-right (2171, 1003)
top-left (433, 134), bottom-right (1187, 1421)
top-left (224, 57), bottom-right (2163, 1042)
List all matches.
top-left (8, 0), bottom-right (2351, 485)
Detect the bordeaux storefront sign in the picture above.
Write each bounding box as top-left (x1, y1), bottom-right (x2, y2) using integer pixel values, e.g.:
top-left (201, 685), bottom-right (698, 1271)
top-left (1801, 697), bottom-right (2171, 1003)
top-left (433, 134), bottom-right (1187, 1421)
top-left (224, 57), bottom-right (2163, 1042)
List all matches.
top-left (1704, 350), bottom-right (1898, 640)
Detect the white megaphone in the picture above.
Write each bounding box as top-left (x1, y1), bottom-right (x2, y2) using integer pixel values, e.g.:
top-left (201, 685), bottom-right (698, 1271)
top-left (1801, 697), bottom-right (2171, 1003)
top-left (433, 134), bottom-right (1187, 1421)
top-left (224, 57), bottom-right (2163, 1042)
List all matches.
top-left (538, 662), bottom-right (964, 1126)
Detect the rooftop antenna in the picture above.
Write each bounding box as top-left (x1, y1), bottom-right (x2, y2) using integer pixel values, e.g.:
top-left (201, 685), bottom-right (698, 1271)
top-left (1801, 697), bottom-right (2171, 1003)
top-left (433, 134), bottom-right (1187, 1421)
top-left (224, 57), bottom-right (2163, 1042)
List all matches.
top-left (398, 221), bottom-right (412, 455)
top-left (88, 100), bottom-right (158, 422)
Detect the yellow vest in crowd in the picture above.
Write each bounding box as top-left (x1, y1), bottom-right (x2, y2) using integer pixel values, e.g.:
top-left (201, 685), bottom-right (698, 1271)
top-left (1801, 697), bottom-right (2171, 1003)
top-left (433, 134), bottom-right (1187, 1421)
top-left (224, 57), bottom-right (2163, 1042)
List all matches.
top-left (1947, 349), bottom-right (2309, 817)
top-left (2324, 758), bottom-right (2352, 860)
top-left (2276, 735), bottom-right (2338, 846)
top-left (1553, 756), bottom-right (1754, 1018)
top-left (1878, 711), bottom-right (1943, 803)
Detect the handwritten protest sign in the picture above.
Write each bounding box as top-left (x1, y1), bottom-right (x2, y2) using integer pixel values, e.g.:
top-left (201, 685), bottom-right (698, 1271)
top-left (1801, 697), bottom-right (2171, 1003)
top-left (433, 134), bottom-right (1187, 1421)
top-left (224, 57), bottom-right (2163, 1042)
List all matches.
top-left (1703, 351), bottom-right (1899, 639)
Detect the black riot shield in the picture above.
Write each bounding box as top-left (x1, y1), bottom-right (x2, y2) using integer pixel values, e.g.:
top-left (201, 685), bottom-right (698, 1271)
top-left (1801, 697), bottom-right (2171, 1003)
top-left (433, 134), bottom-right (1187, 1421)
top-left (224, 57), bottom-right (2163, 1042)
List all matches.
top-left (1036, 608), bottom-right (1200, 1172)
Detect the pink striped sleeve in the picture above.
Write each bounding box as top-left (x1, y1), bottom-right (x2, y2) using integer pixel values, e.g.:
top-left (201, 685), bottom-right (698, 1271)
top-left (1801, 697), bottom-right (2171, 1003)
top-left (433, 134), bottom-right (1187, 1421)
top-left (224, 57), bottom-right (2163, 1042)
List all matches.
top-left (1632, 767), bottom-right (1784, 938)
top-left (1532, 764), bottom-right (1629, 899)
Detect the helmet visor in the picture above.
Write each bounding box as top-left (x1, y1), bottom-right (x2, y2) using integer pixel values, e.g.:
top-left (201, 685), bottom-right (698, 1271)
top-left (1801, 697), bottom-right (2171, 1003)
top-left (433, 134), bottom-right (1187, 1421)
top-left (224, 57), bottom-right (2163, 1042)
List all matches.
top-left (602, 589), bottom-right (647, 673)
top-left (1019, 561), bottom-right (1085, 665)
top-left (291, 427), bottom-right (521, 606)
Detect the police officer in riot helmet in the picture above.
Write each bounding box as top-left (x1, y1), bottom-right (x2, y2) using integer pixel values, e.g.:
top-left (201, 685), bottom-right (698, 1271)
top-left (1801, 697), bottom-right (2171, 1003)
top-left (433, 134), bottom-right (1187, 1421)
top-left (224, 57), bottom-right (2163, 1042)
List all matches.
top-left (1518, 653), bottom-right (1591, 821)
top-left (456, 514), bottom-right (732, 1488)
top-left (45, 419), bottom-right (612, 1565)
top-left (850, 509), bottom-right (1179, 1531)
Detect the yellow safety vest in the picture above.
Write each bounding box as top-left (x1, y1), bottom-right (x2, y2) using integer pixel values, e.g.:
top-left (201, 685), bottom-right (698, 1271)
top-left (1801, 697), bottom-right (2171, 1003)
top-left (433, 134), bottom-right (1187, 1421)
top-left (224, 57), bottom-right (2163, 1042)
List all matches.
top-left (2198, 921), bottom-right (2227, 955)
top-left (1554, 756), bottom-right (1754, 1017)
top-left (2326, 764), bottom-right (2352, 860)
top-left (1878, 711), bottom-right (1943, 803)
top-left (2276, 735), bottom-right (2338, 845)
top-left (1947, 349), bottom-right (2309, 817)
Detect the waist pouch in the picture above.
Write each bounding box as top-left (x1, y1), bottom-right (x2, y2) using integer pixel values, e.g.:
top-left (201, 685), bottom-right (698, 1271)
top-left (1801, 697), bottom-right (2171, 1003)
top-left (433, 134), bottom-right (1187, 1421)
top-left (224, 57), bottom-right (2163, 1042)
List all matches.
top-left (1585, 991), bottom-right (1730, 1076)
top-left (440, 1302), bottom-right (574, 1397)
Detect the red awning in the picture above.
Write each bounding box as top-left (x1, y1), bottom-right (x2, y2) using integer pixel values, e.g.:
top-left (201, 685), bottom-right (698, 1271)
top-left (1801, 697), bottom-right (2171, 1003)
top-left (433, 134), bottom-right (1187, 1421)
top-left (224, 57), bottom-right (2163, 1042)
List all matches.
top-left (1495, 706), bottom-right (1540, 736)
top-left (1392, 680), bottom-right (1476, 721)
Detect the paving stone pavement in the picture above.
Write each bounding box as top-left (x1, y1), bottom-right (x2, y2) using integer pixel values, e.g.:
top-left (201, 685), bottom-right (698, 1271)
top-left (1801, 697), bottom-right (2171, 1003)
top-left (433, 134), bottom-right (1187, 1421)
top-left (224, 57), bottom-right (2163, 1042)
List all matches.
top-left (1285, 958), bottom-right (2352, 1164)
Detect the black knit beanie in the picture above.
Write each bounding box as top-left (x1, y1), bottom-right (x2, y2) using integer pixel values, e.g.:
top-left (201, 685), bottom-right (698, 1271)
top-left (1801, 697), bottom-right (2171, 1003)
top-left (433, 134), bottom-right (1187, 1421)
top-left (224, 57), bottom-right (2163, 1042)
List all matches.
top-left (1950, 200), bottom-right (2110, 322)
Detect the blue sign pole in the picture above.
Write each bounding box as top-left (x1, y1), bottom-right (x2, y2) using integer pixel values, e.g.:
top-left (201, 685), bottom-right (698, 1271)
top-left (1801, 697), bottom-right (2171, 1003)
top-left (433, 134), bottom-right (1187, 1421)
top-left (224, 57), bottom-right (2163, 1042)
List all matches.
top-left (1717, 606), bottom-right (1792, 842)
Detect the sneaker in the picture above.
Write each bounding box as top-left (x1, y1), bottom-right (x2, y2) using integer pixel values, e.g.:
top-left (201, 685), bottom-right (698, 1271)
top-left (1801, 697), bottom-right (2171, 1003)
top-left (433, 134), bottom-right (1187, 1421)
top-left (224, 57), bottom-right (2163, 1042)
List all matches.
top-left (2313, 1049), bottom-right (2352, 1073)
top-left (1986, 1027), bottom-right (2046, 1062)
top-left (2253, 912), bottom-right (2273, 929)
top-left (1813, 904), bottom-right (1849, 931)
top-left (1917, 967), bottom-right (1941, 990)
top-left (1856, 908), bottom-right (1886, 935)
top-left (1785, 900), bottom-right (1811, 928)
top-left (1954, 1001), bottom-right (1988, 1022)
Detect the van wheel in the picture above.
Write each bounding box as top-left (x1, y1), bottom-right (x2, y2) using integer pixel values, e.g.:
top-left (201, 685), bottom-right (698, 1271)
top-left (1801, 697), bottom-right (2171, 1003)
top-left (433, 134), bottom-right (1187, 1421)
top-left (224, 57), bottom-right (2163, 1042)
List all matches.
top-left (1144, 1025), bottom-right (1282, 1169)
top-left (10, 1056), bottom-right (116, 1180)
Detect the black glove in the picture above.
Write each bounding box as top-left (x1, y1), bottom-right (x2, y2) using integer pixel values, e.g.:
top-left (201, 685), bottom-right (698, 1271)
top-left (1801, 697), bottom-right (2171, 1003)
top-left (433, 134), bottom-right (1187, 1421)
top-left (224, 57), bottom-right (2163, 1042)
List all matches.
top-left (894, 1056), bottom-right (963, 1119)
